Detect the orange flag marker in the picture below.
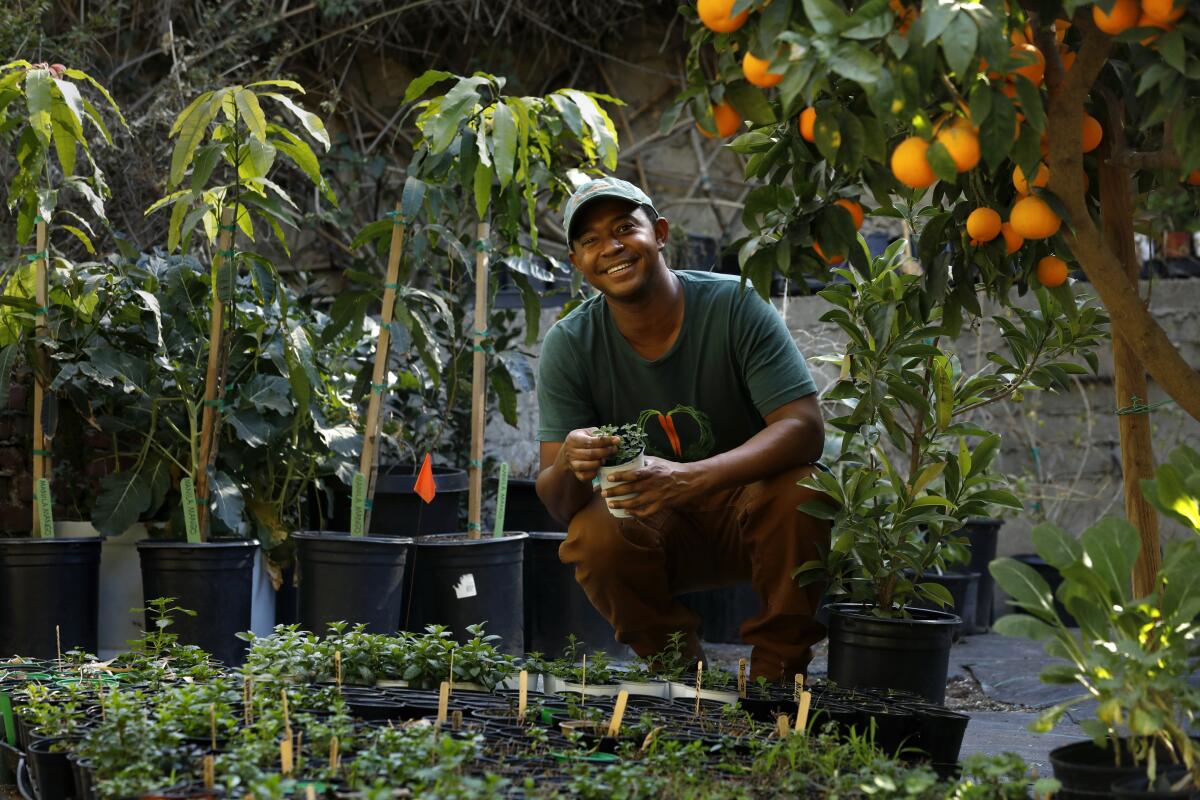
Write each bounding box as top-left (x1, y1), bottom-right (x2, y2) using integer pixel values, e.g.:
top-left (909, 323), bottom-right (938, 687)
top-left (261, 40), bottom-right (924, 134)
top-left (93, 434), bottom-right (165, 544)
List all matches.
top-left (415, 452), bottom-right (437, 504)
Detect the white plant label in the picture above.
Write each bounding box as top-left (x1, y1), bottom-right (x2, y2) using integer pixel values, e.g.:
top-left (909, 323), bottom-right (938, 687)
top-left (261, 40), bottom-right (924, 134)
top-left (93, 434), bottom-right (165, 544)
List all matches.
top-left (454, 573), bottom-right (477, 599)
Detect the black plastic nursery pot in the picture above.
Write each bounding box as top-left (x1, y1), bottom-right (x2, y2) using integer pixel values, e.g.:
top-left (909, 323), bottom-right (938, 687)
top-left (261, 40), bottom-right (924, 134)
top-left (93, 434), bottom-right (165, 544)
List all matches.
top-left (402, 532), bottom-right (527, 654)
top-left (825, 603), bottom-right (959, 704)
top-left (679, 584), bottom-right (761, 644)
top-left (26, 736), bottom-right (74, 800)
top-left (137, 539), bottom-right (257, 666)
top-left (1051, 739), bottom-right (1177, 800)
top-left (1112, 767), bottom-right (1199, 799)
top-left (913, 571), bottom-right (979, 640)
top-left (0, 537), bottom-right (100, 659)
top-left (293, 531), bottom-right (412, 634)
top-left (505, 479), bottom-right (564, 533)
top-left (960, 518), bottom-right (1002, 633)
top-left (328, 465), bottom-right (468, 537)
top-left (523, 532), bottom-right (625, 657)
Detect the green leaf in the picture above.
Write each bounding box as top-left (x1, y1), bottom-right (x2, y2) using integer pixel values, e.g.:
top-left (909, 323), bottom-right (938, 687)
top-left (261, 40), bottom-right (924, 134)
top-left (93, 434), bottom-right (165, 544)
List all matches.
top-left (245, 79), bottom-right (304, 92)
top-left (940, 13), bottom-right (978, 76)
top-left (228, 410), bottom-right (272, 447)
top-left (1031, 523), bottom-right (1082, 571)
top-left (234, 88), bottom-right (268, 142)
top-left (402, 69), bottom-right (453, 104)
top-left (59, 224), bottom-right (94, 253)
top-left (989, 557), bottom-right (1057, 622)
top-left (24, 68), bottom-right (53, 146)
top-left (724, 82), bottom-right (778, 127)
top-left (261, 91), bottom-right (329, 149)
top-left (169, 92), bottom-right (222, 188)
top-left (1080, 518), bottom-right (1139, 603)
top-left (491, 101), bottom-right (518, 189)
top-left (926, 139), bottom-right (959, 183)
top-left (209, 470), bottom-right (244, 533)
top-left (828, 42), bottom-right (883, 86)
top-left (992, 613), bottom-right (1058, 641)
top-left (473, 159), bottom-right (492, 219)
top-left (801, 0), bottom-right (847, 35)
top-left (980, 91), bottom-right (1016, 171)
top-left (190, 143), bottom-right (223, 194)
top-left (92, 470), bottom-right (152, 537)
top-left (1013, 76), bottom-right (1045, 133)
top-left (242, 374), bottom-right (293, 414)
top-left (915, 581), bottom-right (955, 608)
top-left (490, 364), bottom-right (518, 427)
top-left (401, 175), bottom-right (426, 223)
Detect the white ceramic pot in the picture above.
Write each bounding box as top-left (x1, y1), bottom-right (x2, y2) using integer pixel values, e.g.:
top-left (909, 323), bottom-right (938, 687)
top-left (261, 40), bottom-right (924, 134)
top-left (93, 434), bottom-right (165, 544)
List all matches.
top-left (668, 681), bottom-right (739, 705)
top-left (598, 451), bottom-right (645, 519)
top-left (544, 674), bottom-right (619, 697)
top-left (617, 679), bottom-right (670, 698)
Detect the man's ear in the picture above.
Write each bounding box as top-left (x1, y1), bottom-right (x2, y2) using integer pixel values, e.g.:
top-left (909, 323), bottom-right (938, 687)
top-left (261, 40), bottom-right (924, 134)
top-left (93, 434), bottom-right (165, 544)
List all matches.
top-left (654, 216), bottom-right (670, 251)
top-left (567, 248), bottom-right (578, 268)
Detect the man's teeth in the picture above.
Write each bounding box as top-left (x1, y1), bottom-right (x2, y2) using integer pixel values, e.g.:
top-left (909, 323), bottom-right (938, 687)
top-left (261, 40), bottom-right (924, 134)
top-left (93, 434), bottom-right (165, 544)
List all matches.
top-left (606, 261), bottom-right (633, 274)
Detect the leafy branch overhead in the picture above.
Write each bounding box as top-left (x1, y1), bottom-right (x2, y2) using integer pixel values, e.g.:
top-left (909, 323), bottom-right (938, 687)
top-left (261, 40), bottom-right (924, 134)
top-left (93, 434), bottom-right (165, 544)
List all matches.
top-left (145, 80), bottom-right (336, 254)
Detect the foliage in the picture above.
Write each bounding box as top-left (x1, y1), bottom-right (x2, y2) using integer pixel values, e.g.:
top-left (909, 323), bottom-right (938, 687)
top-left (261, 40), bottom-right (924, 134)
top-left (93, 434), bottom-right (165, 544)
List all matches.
top-left (540, 635), bottom-right (619, 685)
top-left (595, 422), bottom-right (648, 466)
top-left (795, 244), bottom-right (1106, 614)
top-left (991, 455), bottom-right (1200, 787)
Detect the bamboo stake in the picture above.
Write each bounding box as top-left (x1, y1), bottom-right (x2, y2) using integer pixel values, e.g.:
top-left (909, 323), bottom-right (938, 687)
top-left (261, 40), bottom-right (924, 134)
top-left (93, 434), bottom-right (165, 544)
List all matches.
top-left (31, 219), bottom-right (50, 536)
top-left (467, 221), bottom-right (490, 538)
top-left (195, 208), bottom-right (237, 540)
top-left (359, 203), bottom-right (406, 534)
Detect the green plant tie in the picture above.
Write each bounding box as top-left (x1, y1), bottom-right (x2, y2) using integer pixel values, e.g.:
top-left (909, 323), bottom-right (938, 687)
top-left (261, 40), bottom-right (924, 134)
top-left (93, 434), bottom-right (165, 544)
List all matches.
top-left (195, 496), bottom-right (208, 505)
top-left (26, 251), bottom-right (48, 262)
top-left (218, 249), bottom-right (237, 259)
top-left (383, 282), bottom-right (401, 290)
top-left (474, 240), bottom-right (488, 252)
top-left (363, 499), bottom-right (373, 509)
top-left (218, 223), bottom-right (238, 231)
top-left (35, 306), bottom-right (50, 316)
top-left (203, 398), bottom-right (224, 409)
top-left (34, 215), bottom-right (45, 224)
top-left (468, 459), bottom-right (483, 468)
top-left (32, 449), bottom-right (52, 456)
top-left (466, 522), bottom-right (482, 532)
top-left (385, 210), bottom-right (406, 224)
top-left (1116, 395), bottom-right (1173, 416)
top-left (371, 383), bottom-right (387, 394)
top-left (473, 342), bottom-right (493, 353)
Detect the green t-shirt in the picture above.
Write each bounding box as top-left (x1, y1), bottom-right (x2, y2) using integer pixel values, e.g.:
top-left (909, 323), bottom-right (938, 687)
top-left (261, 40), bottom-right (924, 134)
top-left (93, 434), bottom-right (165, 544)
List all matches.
top-left (536, 270), bottom-right (817, 461)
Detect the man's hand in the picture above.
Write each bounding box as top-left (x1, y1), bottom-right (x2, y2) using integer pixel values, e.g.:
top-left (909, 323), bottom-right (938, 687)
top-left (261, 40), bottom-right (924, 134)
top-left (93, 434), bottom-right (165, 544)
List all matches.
top-left (602, 457), bottom-right (710, 518)
top-left (556, 427), bottom-right (619, 484)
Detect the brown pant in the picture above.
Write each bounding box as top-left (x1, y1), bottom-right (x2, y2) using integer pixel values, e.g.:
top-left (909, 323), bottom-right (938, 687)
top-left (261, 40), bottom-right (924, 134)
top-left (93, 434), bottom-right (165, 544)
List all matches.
top-left (558, 464), bottom-right (829, 681)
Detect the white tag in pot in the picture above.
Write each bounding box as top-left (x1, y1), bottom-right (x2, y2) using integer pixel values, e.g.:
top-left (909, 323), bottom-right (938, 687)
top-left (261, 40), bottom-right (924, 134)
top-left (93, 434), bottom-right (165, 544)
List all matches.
top-left (598, 451), bottom-right (644, 519)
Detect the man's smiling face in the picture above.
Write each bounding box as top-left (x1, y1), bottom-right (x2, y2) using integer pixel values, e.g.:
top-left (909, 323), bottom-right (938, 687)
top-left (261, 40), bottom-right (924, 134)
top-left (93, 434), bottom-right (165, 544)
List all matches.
top-left (568, 197), bottom-right (668, 301)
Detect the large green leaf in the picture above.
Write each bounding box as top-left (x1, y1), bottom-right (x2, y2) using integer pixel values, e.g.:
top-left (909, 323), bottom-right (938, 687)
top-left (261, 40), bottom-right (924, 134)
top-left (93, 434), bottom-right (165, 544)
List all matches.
top-left (24, 68), bottom-right (53, 146)
top-left (989, 557), bottom-right (1057, 622)
top-left (992, 613), bottom-right (1057, 641)
top-left (1031, 523), bottom-right (1082, 571)
top-left (242, 374), bottom-right (292, 414)
top-left (234, 88), bottom-right (268, 142)
top-left (491, 101), bottom-right (517, 189)
top-left (169, 92), bottom-right (222, 188)
top-left (261, 91), bottom-right (329, 149)
top-left (209, 470), bottom-right (245, 533)
top-left (1080, 518), bottom-right (1139, 603)
top-left (561, 89), bottom-right (620, 170)
top-left (92, 470), bottom-right (152, 537)
top-left (402, 69), bottom-right (453, 104)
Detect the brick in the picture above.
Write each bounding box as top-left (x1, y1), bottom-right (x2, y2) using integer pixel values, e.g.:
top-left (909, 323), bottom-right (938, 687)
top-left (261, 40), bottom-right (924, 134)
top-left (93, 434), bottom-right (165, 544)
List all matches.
top-left (0, 504), bottom-right (30, 533)
top-left (0, 447), bottom-right (24, 471)
top-left (16, 477), bottom-right (31, 504)
top-left (7, 385), bottom-right (26, 410)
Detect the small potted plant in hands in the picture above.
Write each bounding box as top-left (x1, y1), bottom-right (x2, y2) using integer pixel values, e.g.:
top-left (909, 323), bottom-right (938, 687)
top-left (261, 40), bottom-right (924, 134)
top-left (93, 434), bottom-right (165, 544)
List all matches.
top-left (595, 423), bottom-right (647, 519)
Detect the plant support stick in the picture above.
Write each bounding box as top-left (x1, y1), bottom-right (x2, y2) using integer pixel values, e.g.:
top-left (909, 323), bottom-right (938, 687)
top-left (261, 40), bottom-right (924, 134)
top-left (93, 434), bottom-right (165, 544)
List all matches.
top-left (467, 221), bottom-right (490, 539)
top-left (31, 219), bottom-right (50, 536)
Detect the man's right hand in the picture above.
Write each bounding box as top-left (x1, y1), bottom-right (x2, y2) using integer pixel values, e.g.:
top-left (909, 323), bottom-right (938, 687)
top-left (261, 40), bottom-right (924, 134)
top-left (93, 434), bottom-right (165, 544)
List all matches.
top-left (557, 428), bottom-right (619, 484)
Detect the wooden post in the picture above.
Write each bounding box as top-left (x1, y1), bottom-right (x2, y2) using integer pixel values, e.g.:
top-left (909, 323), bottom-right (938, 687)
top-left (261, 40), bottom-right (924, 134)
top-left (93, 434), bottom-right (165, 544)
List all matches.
top-left (1098, 134), bottom-right (1160, 596)
top-left (359, 204), bottom-right (407, 533)
top-left (467, 221), bottom-right (490, 539)
top-left (31, 219), bottom-right (50, 536)
top-left (195, 208), bottom-right (236, 541)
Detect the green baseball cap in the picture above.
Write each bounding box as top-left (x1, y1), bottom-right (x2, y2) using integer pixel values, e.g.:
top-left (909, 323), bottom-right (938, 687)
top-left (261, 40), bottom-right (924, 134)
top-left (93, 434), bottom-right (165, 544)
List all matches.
top-left (563, 176), bottom-right (657, 242)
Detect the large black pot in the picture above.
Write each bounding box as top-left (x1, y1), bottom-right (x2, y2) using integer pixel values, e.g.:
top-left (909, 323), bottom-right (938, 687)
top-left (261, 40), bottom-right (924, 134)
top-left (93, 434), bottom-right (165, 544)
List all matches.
top-left (1051, 740), bottom-right (1173, 800)
top-left (328, 466), bottom-right (468, 537)
top-left (960, 518), bottom-right (1002, 632)
top-left (293, 531), bottom-right (412, 634)
top-left (0, 537), bottom-right (100, 659)
top-left (1112, 767), bottom-right (1199, 799)
top-left (678, 585), bottom-right (760, 643)
top-left (826, 603), bottom-right (959, 704)
top-left (402, 532), bottom-right (527, 654)
top-left (25, 736), bottom-right (74, 800)
top-left (523, 532), bottom-right (625, 657)
top-left (505, 479), bottom-right (563, 533)
top-left (137, 539), bottom-right (257, 665)
top-left (913, 571), bottom-right (979, 640)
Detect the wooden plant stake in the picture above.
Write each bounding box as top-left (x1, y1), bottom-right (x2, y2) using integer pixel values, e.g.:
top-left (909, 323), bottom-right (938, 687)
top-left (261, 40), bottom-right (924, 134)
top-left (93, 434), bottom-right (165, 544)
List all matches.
top-left (358, 203), bottom-right (407, 535)
top-left (737, 659), bottom-right (747, 699)
top-left (329, 735), bottom-right (339, 772)
top-left (794, 673), bottom-right (804, 703)
top-left (492, 462), bottom-right (509, 538)
top-left (517, 670), bottom-right (528, 723)
top-left (280, 689), bottom-right (293, 774)
top-left (202, 756), bottom-right (215, 790)
top-left (607, 690), bottom-right (629, 738)
top-left (304, 787), bottom-right (316, 800)
top-left (775, 714), bottom-right (790, 738)
top-left (437, 680), bottom-right (450, 726)
top-left (335, 650), bottom-right (342, 688)
top-left (694, 660), bottom-right (703, 717)
top-left (794, 690), bottom-right (812, 734)
top-left (451, 709), bottom-right (463, 731)
top-left (31, 219), bottom-right (51, 536)
top-left (55, 625), bottom-right (62, 669)
top-left (195, 207), bottom-right (237, 540)
top-left (210, 703), bottom-right (217, 751)
top-left (466, 221), bottom-right (490, 539)
top-left (580, 654), bottom-right (587, 706)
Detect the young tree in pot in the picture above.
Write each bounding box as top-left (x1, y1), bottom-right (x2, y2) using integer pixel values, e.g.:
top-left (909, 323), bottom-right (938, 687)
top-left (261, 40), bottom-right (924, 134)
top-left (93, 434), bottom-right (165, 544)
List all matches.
top-left (794, 243), bottom-right (1107, 702)
top-left (0, 61), bottom-right (126, 658)
top-left (991, 446), bottom-right (1200, 797)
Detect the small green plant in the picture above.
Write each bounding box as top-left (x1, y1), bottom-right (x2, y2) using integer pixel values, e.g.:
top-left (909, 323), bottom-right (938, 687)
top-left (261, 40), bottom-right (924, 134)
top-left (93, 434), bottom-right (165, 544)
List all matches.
top-left (595, 423), bottom-right (647, 467)
top-left (543, 635), bottom-right (618, 685)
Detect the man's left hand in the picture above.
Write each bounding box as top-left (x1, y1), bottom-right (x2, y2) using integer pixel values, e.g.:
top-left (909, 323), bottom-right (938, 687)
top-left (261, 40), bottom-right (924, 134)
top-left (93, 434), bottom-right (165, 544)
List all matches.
top-left (602, 457), bottom-right (710, 518)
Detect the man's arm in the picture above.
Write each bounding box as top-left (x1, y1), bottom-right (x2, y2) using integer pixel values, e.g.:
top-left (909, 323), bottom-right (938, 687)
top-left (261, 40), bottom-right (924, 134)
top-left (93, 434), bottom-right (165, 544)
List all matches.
top-left (603, 394), bottom-right (823, 518)
top-left (535, 429), bottom-right (620, 525)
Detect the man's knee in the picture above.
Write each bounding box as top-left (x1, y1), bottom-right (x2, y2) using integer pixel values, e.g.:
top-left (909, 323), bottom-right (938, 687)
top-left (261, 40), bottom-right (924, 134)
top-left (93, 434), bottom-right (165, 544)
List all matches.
top-left (759, 464), bottom-right (831, 516)
top-left (559, 497), bottom-right (626, 575)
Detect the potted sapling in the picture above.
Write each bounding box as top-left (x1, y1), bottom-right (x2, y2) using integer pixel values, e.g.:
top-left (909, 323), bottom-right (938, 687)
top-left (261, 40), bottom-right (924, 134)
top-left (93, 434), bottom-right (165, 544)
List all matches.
top-left (668, 662), bottom-right (739, 705)
top-left (614, 631), bottom-right (687, 698)
top-left (595, 423), bottom-right (648, 519)
top-left (542, 637), bottom-right (619, 697)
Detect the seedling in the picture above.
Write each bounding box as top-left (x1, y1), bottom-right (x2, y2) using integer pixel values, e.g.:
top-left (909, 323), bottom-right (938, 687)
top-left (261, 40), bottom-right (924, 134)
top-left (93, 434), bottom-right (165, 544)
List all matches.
top-left (594, 423), bottom-right (647, 466)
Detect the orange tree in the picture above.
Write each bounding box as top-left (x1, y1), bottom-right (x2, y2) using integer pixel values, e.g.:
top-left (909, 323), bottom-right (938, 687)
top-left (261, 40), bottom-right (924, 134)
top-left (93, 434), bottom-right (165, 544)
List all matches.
top-left (675, 0), bottom-right (1200, 592)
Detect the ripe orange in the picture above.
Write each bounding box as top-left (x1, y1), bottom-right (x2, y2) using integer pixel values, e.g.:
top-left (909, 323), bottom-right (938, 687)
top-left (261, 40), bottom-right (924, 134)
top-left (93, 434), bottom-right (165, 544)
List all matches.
top-left (1013, 162), bottom-right (1050, 194)
top-left (1081, 114), bottom-right (1103, 153)
top-left (1001, 222), bottom-right (1024, 254)
top-left (1009, 23), bottom-right (1034, 45)
top-left (1142, 0), bottom-right (1185, 23)
top-left (743, 52), bottom-right (784, 88)
top-left (813, 241), bottom-right (845, 264)
top-left (1009, 43), bottom-right (1045, 86)
top-left (699, 102), bottom-right (742, 138)
top-left (1010, 195), bottom-right (1062, 239)
top-left (1036, 255), bottom-right (1069, 287)
top-left (966, 208), bottom-right (1003, 242)
top-left (891, 136), bottom-right (936, 189)
top-left (1092, 0), bottom-right (1140, 34)
top-left (697, 0), bottom-right (749, 33)
top-left (1055, 18), bottom-right (1071, 42)
top-left (835, 198), bottom-right (865, 230)
top-left (798, 107), bottom-right (817, 143)
top-left (935, 120), bottom-right (981, 171)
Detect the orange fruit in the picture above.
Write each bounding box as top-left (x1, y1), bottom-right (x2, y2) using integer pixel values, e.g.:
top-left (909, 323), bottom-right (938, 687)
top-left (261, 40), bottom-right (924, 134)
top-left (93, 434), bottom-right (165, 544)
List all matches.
top-left (1055, 18), bottom-right (1071, 42)
top-left (835, 198), bottom-right (865, 230)
top-left (966, 208), bottom-right (1003, 242)
top-left (699, 102), bottom-right (742, 138)
top-left (1010, 23), bottom-right (1034, 45)
top-left (891, 136), bottom-right (936, 189)
top-left (798, 107), bottom-right (817, 143)
top-left (1009, 43), bottom-right (1045, 86)
top-left (1081, 114), bottom-right (1103, 153)
top-left (1188, 170), bottom-right (1200, 185)
top-left (1001, 222), bottom-right (1024, 254)
top-left (1093, 0), bottom-right (1140, 34)
top-left (813, 241), bottom-right (845, 264)
top-left (1061, 49), bottom-right (1076, 71)
top-left (935, 120), bottom-right (981, 171)
top-left (742, 52), bottom-right (784, 88)
top-left (697, 0), bottom-right (749, 32)
top-left (1036, 255), bottom-right (1069, 287)
top-left (1013, 162), bottom-right (1050, 194)
top-left (1142, 0), bottom-right (1185, 23)
top-left (1010, 195), bottom-right (1062, 239)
